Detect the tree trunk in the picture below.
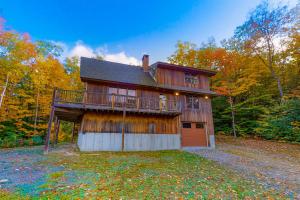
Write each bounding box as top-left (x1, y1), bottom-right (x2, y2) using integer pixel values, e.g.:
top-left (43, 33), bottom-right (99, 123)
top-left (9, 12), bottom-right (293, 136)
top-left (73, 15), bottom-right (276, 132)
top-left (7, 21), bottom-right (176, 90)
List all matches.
top-left (270, 67), bottom-right (284, 99)
top-left (229, 96), bottom-right (237, 138)
top-left (267, 40), bottom-right (284, 99)
top-left (0, 74), bottom-right (9, 109)
top-left (34, 88), bottom-right (40, 134)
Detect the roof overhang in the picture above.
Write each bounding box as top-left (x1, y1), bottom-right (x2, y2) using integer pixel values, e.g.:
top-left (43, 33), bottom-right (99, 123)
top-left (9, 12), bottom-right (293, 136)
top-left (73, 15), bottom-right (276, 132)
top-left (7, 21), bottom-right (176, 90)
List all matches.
top-left (154, 62), bottom-right (217, 77)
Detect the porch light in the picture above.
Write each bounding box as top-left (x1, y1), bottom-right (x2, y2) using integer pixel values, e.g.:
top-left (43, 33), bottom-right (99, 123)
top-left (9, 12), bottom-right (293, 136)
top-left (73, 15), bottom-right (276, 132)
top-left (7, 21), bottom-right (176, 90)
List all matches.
top-left (204, 96), bottom-right (209, 99)
top-left (175, 92), bottom-right (179, 96)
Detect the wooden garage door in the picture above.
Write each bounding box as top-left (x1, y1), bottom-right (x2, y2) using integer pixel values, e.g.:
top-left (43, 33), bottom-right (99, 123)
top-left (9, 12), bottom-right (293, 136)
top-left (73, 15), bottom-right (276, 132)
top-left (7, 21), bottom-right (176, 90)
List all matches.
top-left (181, 122), bottom-right (207, 147)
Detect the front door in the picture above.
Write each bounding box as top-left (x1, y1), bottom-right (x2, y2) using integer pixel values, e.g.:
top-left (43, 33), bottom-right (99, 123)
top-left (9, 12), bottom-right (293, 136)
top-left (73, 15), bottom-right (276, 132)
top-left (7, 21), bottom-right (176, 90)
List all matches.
top-left (181, 122), bottom-right (207, 147)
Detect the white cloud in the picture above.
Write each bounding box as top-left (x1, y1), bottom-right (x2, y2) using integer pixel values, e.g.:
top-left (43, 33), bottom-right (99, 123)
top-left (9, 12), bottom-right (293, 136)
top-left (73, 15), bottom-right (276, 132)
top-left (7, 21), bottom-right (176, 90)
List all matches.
top-left (68, 42), bottom-right (96, 58)
top-left (58, 41), bottom-right (140, 66)
top-left (103, 52), bottom-right (140, 65)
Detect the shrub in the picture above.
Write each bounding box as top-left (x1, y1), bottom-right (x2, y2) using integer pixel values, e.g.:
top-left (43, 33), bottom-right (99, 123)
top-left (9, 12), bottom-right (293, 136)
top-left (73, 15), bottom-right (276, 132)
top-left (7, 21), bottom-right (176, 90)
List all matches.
top-left (255, 99), bottom-right (300, 142)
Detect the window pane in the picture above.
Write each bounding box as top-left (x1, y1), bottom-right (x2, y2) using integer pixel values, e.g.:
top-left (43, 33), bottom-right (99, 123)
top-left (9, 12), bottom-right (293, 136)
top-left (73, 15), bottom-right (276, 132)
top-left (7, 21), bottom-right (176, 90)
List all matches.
top-left (185, 73), bottom-right (199, 85)
top-left (196, 123), bottom-right (204, 129)
top-left (186, 96), bottom-right (193, 109)
top-left (118, 89), bottom-right (126, 96)
top-left (182, 123), bottom-right (191, 128)
top-left (193, 97), bottom-right (200, 109)
top-left (108, 87), bottom-right (118, 94)
top-left (128, 89), bottom-right (136, 96)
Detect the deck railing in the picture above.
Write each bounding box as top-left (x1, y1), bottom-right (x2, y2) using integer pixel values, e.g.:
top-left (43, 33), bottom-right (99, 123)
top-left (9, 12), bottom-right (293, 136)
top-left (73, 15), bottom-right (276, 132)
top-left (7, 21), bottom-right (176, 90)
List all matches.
top-left (54, 89), bottom-right (181, 113)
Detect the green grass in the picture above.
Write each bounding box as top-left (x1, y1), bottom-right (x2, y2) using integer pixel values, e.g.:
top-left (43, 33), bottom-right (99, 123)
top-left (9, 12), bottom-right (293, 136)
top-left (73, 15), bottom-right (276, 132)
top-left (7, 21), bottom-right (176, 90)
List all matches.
top-left (1, 150), bottom-right (288, 199)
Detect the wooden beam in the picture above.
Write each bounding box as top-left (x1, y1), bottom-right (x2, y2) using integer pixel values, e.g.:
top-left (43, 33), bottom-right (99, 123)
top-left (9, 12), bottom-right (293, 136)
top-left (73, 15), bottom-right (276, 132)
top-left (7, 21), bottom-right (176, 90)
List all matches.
top-left (52, 117), bottom-right (57, 147)
top-left (44, 106), bottom-right (55, 154)
top-left (44, 89), bottom-right (57, 154)
top-left (121, 101), bottom-right (126, 151)
top-left (55, 119), bottom-right (60, 145)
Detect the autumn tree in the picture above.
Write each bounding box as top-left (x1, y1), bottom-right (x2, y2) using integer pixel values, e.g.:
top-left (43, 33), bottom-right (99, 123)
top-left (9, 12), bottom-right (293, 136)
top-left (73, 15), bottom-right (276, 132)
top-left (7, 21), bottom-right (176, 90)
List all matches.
top-left (234, 1), bottom-right (296, 100)
top-left (0, 18), bottom-right (37, 110)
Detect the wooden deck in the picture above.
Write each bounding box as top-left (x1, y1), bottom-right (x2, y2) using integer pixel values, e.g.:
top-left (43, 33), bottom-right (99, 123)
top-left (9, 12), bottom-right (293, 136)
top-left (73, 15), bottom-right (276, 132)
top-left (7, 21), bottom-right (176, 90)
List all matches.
top-left (53, 89), bottom-right (182, 120)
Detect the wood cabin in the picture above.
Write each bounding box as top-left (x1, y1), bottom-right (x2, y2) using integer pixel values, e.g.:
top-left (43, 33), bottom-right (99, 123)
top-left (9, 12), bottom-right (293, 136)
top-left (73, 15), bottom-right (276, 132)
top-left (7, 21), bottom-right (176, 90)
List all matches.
top-left (44, 55), bottom-right (217, 152)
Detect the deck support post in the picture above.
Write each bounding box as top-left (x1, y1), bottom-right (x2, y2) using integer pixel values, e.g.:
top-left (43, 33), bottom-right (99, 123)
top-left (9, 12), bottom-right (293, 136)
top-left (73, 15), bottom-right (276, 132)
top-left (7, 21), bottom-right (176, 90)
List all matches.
top-left (44, 88), bottom-right (57, 154)
top-left (44, 106), bottom-right (55, 154)
top-left (121, 101), bottom-right (126, 151)
top-left (54, 119), bottom-right (60, 145)
top-left (71, 122), bottom-right (75, 143)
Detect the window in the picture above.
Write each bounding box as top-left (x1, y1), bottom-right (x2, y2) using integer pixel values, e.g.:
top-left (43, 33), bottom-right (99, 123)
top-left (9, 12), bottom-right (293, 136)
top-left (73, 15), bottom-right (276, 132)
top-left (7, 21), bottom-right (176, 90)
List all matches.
top-left (149, 123), bottom-right (156, 134)
top-left (196, 123), bottom-right (204, 129)
top-left (128, 89), bottom-right (136, 97)
top-left (186, 96), bottom-right (200, 109)
top-left (108, 87), bottom-right (118, 94)
top-left (108, 88), bottom-right (137, 105)
top-left (118, 88), bottom-right (126, 96)
top-left (185, 73), bottom-right (199, 86)
top-left (182, 123), bottom-right (191, 128)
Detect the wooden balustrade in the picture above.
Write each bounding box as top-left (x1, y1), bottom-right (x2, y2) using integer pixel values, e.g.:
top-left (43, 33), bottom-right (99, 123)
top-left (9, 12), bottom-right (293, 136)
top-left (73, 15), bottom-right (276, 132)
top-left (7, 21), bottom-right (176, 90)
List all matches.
top-left (54, 89), bottom-right (181, 113)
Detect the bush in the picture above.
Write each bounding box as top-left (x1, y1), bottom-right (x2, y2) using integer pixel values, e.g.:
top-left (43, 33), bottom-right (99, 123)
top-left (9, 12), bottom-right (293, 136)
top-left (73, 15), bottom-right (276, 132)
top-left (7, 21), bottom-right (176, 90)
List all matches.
top-left (255, 99), bottom-right (300, 142)
top-left (32, 135), bottom-right (44, 145)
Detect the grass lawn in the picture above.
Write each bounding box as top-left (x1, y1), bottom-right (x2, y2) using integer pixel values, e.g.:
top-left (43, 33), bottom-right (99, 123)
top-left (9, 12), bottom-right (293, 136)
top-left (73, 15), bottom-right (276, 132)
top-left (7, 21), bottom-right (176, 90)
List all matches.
top-left (0, 149), bottom-right (288, 199)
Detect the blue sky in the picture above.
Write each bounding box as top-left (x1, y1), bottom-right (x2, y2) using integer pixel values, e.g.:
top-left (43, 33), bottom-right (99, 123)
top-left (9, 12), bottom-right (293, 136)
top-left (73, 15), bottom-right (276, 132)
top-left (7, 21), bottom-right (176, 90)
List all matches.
top-left (0, 0), bottom-right (297, 65)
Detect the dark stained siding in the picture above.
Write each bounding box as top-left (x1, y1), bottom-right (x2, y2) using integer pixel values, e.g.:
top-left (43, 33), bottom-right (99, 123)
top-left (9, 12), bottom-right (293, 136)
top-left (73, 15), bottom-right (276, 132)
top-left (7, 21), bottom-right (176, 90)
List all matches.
top-left (156, 68), bottom-right (210, 90)
top-left (82, 112), bottom-right (179, 134)
top-left (83, 81), bottom-right (214, 136)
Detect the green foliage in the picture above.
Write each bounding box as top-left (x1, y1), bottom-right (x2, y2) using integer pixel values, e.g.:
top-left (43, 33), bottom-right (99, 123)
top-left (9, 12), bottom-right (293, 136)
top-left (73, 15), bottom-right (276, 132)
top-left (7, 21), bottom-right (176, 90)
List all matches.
top-left (255, 99), bottom-right (300, 142)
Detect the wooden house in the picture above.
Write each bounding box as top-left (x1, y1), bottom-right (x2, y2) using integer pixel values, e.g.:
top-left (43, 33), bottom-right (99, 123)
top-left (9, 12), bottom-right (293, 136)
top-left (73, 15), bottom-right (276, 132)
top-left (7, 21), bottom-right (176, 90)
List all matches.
top-left (44, 55), bottom-right (217, 152)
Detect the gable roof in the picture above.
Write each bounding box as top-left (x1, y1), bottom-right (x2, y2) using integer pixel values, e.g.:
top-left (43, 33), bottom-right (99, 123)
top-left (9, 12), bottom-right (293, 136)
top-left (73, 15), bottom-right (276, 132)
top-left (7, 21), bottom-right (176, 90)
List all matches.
top-left (80, 57), bottom-right (217, 96)
top-left (80, 57), bottom-right (157, 87)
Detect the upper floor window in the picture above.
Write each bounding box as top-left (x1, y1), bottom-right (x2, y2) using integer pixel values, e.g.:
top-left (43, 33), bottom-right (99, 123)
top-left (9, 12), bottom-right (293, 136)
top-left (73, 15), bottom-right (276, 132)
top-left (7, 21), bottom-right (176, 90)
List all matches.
top-left (184, 73), bottom-right (199, 86)
top-left (128, 89), bottom-right (136, 97)
top-left (186, 95), bottom-right (200, 109)
top-left (108, 88), bottom-right (136, 97)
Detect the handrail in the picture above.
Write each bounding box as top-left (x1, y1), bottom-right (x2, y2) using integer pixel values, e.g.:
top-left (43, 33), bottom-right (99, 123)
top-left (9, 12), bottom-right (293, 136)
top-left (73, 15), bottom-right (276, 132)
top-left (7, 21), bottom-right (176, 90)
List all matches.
top-left (54, 89), bottom-right (181, 113)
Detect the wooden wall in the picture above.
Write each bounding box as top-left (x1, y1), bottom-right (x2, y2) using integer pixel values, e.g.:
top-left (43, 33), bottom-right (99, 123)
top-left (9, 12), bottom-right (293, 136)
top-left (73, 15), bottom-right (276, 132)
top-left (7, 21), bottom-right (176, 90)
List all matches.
top-left (81, 112), bottom-right (179, 134)
top-left (178, 96), bottom-right (215, 135)
top-left (156, 68), bottom-right (210, 90)
top-left (83, 81), bottom-right (214, 135)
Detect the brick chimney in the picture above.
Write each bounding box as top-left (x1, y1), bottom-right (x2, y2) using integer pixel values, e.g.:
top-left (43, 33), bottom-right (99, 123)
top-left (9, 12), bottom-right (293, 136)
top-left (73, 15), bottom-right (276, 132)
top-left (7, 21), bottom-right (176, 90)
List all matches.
top-left (142, 54), bottom-right (149, 72)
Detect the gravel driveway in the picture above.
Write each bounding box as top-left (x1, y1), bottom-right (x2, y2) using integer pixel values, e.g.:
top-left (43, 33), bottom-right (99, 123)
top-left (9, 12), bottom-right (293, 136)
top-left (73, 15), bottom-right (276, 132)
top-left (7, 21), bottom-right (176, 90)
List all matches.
top-left (0, 146), bottom-right (63, 195)
top-left (190, 136), bottom-right (300, 199)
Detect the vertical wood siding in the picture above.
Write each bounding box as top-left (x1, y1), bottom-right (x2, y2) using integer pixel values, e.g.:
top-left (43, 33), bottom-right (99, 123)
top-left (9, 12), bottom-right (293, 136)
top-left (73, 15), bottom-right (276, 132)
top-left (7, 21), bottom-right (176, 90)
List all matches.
top-left (81, 112), bottom-right (179, 134)
top-left (83, 82), bottom-right (214, 135)
top-left (156, 68), bottom-right (210, 90)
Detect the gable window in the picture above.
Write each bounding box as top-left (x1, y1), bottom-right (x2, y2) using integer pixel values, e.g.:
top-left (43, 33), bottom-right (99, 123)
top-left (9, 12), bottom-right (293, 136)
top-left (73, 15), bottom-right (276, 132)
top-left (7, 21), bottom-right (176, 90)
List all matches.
top-left (185, 73), bottom-right (199, 86)
top-left (186, 95), bottom-right (200, 109)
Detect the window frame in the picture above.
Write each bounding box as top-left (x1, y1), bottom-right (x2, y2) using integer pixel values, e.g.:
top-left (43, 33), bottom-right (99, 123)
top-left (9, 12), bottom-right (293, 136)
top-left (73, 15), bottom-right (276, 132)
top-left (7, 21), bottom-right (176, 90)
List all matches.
top-left (196, 123), bottom-right (204, 129)
top-left (185, 95), bottom-right (200, 109)
top-left (184, 73), bottom-right (199, 86)
top-left (182, 122), bottom-right (192, 128)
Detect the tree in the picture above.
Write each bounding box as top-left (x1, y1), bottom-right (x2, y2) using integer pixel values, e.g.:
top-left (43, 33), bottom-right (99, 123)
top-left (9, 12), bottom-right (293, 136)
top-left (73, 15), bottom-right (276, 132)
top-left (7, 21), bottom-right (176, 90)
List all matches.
top-left (0, 18), bottom-right (37, 109)
top-left (234, 1), bottom-right (296, 100)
